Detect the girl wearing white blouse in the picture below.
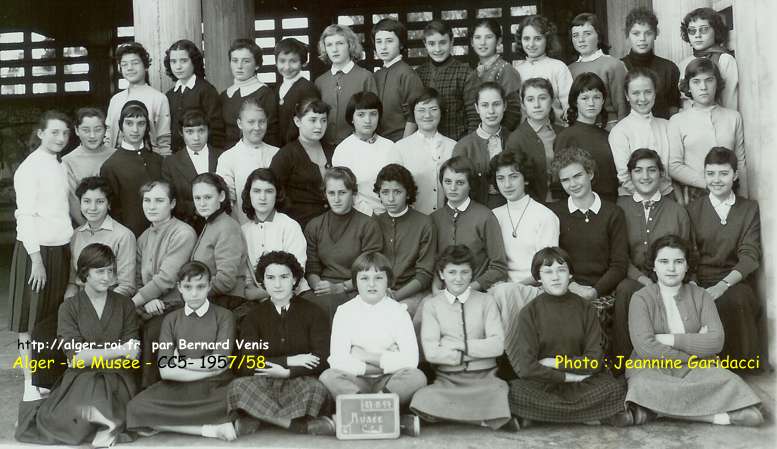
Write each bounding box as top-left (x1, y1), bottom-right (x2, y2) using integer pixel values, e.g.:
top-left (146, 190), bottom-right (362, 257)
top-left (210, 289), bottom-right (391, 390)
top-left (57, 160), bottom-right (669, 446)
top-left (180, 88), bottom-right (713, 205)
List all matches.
top-left (10, 111), bottom-right (74, 401)
top-left (332, 92), bottom-right (399, 216)
top-left (241, 168), bottom-right (308, 301)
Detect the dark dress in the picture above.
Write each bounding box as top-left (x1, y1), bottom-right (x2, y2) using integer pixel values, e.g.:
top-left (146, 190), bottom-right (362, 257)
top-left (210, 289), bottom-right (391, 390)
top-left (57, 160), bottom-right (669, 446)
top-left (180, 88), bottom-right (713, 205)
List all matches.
top-left (16, 291), bottom-right (140, 445)
top-left (276, 77), bottom-right (321, 147)
top-left (166, 76), bottom-right (225, 152)
top-left (220, 84), bottom-right (280, 149)
top-left (688, 196), bottom-right (762, 363)
top-left (505, 292), bottom-right (627, 422)
top-left (554, 122), bottom-right (619, 204)
top-left (269, 139), bottom-right (334, 228)
top-left (100, 147), bottom-right (164, 237)
top-left (127, 302), bottom-right (235, 428)
top-left (228, 296), bottom-right (331, 422)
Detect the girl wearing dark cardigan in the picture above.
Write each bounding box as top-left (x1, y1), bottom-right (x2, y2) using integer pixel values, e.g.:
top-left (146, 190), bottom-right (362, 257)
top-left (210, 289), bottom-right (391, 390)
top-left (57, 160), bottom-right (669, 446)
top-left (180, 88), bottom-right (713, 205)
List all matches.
top-left (227, 251), bottom-right (334, 436)
top-left (555, 72), bottom-right (619, 203)
top-left (506, 247), bottom-right (630, 427)
top-left (16, 244), bottom-right (140, 447)
top-left (270, 98), bottom-right (335, 228)
top-left (303, 167), bottom-right (383, 321)
top-left (220, 39), bottom-right (280, 148)
top-left (452, 82), bottom-right (510, 208)
top-left (164, 39), bottom-right (224, 152)
top-left (688, 147), bottom-right (762, 365)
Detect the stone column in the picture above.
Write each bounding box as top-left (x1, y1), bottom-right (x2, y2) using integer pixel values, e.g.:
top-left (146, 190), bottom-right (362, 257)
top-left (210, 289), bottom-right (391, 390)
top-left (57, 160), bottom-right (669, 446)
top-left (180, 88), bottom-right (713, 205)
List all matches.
top-left (132, 0), bottom-right (202, 93)
top-left (730, 0), bottom-right (777, 366)
top-left (202, 0), bottom-right (255, 92)
top-left (606, 0), bottom-right (652, 59)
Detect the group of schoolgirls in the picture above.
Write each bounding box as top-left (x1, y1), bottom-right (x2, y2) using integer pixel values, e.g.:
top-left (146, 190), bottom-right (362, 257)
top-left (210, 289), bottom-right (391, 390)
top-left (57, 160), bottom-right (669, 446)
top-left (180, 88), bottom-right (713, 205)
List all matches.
top-left (10, 5), bottom-right (766, 447)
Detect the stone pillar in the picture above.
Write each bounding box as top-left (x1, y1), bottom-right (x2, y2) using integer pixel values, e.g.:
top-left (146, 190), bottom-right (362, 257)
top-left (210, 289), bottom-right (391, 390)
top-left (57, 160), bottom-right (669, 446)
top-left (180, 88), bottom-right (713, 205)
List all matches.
top-left (606, 0), bottom-right (652, 59)
top-left (730, 0), bottom-right (777, 366)
top-left (651, 0), bottom-right (711, 63)
top-left (203, 0), bottom-right (255, 92)
top-left (132, 0), bottom-right (202, 93)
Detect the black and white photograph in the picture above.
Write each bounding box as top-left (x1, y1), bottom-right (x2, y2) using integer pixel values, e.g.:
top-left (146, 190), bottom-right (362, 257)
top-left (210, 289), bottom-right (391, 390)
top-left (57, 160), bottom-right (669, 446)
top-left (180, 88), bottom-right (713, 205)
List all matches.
top-left (0, 0), bottom-right (774, 447)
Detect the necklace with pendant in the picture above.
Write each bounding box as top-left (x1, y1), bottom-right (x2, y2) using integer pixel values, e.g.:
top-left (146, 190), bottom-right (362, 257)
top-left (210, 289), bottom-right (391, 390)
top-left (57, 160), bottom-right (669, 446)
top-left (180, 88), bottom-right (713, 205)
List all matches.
top-left (507, 197), bottom-right (531, 238)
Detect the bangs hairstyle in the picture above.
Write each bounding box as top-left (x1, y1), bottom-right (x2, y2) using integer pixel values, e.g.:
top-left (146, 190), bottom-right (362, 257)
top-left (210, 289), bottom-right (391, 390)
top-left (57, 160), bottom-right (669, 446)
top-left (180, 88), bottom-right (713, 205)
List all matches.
top-left (139, 179), bottom-right (176, 202)
top-left (324, 166), bottom-right (358, 194)
top-left (646, 234), bottom-right (693, 283)
top-left (318, 24), bottom-right (363, 64)
top-left (626, 148), bottom-right (665, 174)
top-left (489, 151), bottom-right (537, 199)
top-left (531, 246), bottom-right (573, 281)
top-left (228, 38), bottom-right (263, 70)
top-left (438, 155), bottom-right (476, 188)
top-left (241, 168), bottom-right (285, 221)
top-left (76, 243), bottom-right (116, 283)
top-left (550, 146), bottom-right (596, 180)
top-left (704, 146), bottom-right (737, 169)
top-left (116, 42), bottom-right (151, 68)
top-left (565, 72), bottom-right (608, 127)
top-left (179, 108), bottom-right (209, 132)
top-left (435, 244), bottom-right (476, 278)
top-left (295, 97), bottom-right (331, 118)
top-left (177, 260), bottom-right (211, 283)
top-left (514, 15), bottom-right (562, 59)
top-left (164, 39), bottom-right (205, 81)
top-left (623, 8), bottom-right (658, 36)
top-left (75, 176), bottom-right (114, 205)
top-left (625, 7), bottom-right (658, 34)
top-left (423, 20), bottom-right (453, 41)
top-left (255, 250), bottom-right (304, 290)
top-left (373, 18), bottom-right (408, 57)
top-left (470, 18), bottom-right (502, 41)
top-left (681, 7), bottom-right (729, 45)
top-left (374, 163), bottom-right (418, 205)
top-left (412, 87), bottom-right (441, 110)
top-left (275, 38), bottom-right (308, 63)
top-left (75, 107), bottom-right (106, 126)
top-left (520, 77), bottom-right (555, 100)
top-left (346, 91), bottom-right (382, 126)
top-left (477, 81), bottom-right (506, 101)
top-left (192, 172), bottom-right (232, 215)
top-left (679, 58), bottom-right (725, 103)
top-left (570, 13), bottom-right (610, 53)
top-left (624, 66), bottom-right (658, 93)
top-left (351, 251), bottom-right (394, 288)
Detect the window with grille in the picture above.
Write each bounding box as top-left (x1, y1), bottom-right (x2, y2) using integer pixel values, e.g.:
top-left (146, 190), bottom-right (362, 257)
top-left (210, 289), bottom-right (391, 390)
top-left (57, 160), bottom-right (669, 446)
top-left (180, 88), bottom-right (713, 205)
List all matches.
top-left (254, 16), bottom-right (313, 86)
top-left (0, 31), bottom-right (91, 96)
top-left (335, 2), bottom-right (538, 73)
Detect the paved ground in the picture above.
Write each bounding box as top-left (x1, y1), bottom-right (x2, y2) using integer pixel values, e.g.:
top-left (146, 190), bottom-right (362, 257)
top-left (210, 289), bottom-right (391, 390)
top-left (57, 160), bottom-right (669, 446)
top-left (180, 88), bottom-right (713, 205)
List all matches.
top-left (0, 244), bottom-right (774, 448)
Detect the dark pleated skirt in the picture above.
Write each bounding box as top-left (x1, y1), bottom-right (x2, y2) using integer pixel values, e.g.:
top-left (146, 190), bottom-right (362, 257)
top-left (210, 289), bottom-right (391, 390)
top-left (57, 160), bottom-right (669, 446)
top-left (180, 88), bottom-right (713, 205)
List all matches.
top-left (508, 371), bottom-right (627, 423)
top-left (15, 368), bottom-right (138, 445)
top-left (8, 241), bottom-right (70, 333)
top-left (700, 280), bottom-right (762, 364)
top-left (126, 370), bottom-right (234, 428)
top-left (227, 375), bottom-right (329, 422)
top-left (139, 306), bottom-right (183, 389)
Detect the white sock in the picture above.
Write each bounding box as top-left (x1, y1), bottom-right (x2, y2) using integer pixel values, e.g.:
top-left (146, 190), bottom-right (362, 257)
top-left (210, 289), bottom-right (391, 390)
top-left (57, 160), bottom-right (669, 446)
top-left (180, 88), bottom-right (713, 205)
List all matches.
top-left (713, 413), bottom-right (731, 425)
top-left (201, 424), bottom-right (217, 438)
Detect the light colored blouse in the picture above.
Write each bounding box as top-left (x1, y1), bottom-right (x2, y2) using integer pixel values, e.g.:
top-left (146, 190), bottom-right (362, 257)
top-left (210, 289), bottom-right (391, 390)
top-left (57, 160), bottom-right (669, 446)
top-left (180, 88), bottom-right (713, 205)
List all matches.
top-left (513, 56), bottom-right (573, 123)
top-left (392, 131), bottom-right (456, 214)
top-left (216, 139), bottom-right (280, 224)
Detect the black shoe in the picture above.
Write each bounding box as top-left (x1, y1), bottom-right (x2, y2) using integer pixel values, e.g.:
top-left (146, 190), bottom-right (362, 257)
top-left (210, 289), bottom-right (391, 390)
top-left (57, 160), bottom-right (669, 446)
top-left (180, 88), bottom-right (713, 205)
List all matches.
top-left (400, 414), bottom-right (420, 437)
top-left (234, 415), bottom-right (261, 436)
top-left (306, 416), bottom-right (336, 435)
top-left (500, 417), bottom-right (520, 432)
